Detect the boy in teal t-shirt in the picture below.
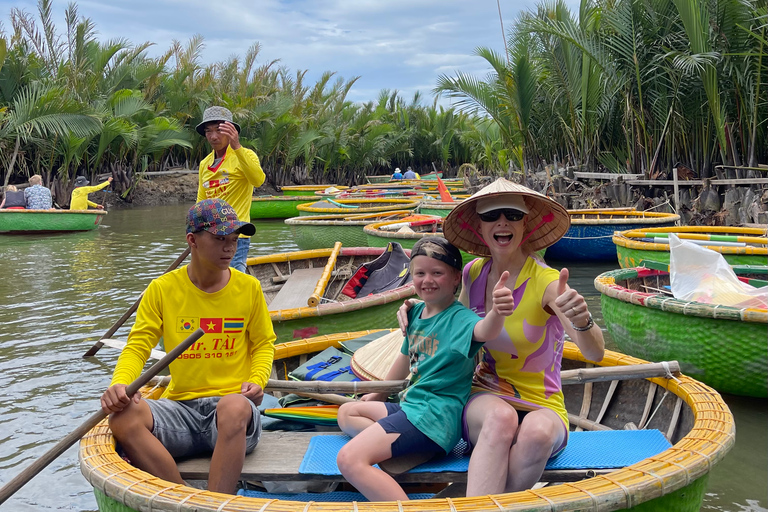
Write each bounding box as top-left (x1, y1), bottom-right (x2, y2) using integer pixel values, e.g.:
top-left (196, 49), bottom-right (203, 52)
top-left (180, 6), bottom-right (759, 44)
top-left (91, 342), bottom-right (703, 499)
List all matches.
top-left (337, 237), bottom-right (515, 501)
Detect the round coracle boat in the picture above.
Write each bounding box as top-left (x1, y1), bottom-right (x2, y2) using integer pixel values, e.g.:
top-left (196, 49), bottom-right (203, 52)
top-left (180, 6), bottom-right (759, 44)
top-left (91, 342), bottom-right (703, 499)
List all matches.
top-left (545, 210), bottom-right (680, 262)
top-left (296, 198), bottom-right (420, 216)
top-left (416, 198), bottom-right (467, 218)
top-left (250, 196), bottom-right (320, 219)
top-left (284, 211), bottom-right (415, 250)
top-left (281, 185), bottom-right (349, 196)
top-left (80, 330), bottom-right (735, 511)
top-left (596, 264), bottom-right (768, 398)
top-left (613, 226), bottom-right (767, 268)
top-left (0, 209), bottom-right (106, 233)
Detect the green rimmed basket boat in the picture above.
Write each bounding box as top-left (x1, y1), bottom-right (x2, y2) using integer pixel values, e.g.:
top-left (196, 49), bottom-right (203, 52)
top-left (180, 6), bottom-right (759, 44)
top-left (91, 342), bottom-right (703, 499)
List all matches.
top-left (280, 185), bottom-right (349, 196)
top-left (417, 198), bottom-right (468, 217)
top-left (0, 209), bottom-right (106, 233)
top-left (613, 226), bottom-right (767, 268)
top-left (250, 196), bottom-right (321, 219)
top-left (284, 211), bottom-right (414, 250)
top-left (80, 330), bottom-right (734, 512)
top-left (296, 198), bottom-right (420, 216)
top-left (596, 265), bottom-right (768, 397)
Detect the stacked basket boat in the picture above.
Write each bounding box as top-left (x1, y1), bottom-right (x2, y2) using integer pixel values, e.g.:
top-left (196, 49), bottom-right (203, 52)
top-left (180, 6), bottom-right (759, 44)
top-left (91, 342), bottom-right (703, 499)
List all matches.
top-left (296, 198), bottom-right (420, 216)
top-left (285, 211), bottom-right (415, 250)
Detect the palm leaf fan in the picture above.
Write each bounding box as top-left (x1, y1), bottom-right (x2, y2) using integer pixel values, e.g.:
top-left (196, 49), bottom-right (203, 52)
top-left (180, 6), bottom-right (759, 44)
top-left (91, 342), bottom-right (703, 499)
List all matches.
top-left (351, 329), bottom-right (406, 381)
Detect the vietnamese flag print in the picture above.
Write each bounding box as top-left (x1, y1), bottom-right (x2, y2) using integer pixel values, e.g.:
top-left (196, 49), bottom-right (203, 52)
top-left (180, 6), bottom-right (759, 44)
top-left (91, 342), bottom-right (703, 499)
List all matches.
top-left (200, 318), bottom-right (223, 333)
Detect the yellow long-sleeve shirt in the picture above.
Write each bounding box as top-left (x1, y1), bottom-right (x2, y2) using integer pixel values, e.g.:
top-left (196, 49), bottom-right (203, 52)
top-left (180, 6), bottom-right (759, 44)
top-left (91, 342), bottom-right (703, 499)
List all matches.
top-left (70, 180), bottom-right (111, 210)
top-left (111, 266), bottom-right (276, 400)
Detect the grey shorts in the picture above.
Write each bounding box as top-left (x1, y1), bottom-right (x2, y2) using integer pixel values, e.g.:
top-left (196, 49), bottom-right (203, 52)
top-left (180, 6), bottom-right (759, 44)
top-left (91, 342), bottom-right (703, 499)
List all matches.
top-left (145, 396), bottom-right (261, 459)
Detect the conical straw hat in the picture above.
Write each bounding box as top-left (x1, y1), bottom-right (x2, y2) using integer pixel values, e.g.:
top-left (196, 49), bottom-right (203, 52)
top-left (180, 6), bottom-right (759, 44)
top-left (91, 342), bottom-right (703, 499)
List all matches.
top-left (351, 330), bottom-right (405, 381)
top-left (443, 178), bottom-right (570, 256)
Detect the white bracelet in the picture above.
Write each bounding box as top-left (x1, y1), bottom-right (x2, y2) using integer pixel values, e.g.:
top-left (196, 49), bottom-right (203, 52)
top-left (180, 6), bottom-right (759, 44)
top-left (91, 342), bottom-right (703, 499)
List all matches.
top-left (572, 312), bottom-right (593, 332)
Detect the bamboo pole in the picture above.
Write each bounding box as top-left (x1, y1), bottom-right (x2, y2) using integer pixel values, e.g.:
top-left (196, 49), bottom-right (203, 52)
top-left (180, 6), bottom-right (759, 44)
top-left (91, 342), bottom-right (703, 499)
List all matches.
top-left (308, 241), bottom-right (342, 307)
top-left (560, 361), bottom-right (680, 386)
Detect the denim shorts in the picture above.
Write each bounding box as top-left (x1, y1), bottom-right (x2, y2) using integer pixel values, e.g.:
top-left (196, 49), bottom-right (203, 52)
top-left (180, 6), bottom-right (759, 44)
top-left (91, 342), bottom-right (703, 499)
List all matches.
top-left (377, 403), bottom-right (445, 459)
top-left (146, 396), bottom-right (261, 459)
top-left (231, 237), bottom-right (251, 273)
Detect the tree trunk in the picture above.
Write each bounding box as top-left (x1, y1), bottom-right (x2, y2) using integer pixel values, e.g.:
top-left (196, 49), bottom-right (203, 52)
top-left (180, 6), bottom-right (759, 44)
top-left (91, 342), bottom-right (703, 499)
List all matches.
top-left (2, 135), bottom-right (20, 191)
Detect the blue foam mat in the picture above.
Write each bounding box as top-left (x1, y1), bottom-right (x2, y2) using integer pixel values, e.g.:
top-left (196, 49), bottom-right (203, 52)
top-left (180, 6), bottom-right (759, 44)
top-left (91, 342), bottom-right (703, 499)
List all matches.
top-left (237, 490), bottom-right (434, 501)
top-left (298, 430), bottom-right (671, 475)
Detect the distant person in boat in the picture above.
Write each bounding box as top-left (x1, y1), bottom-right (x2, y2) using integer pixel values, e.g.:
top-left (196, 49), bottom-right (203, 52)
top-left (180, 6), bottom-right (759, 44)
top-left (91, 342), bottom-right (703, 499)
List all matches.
top-left (403, 166), bottom-right (418, 179)
top-left (0, 185), bottom-right (26, 209)
top-left (336, 236), bottom-right (515, 501)
top-left (100, 198), bottom-right (276, 495)
top-left (196, 106), bottom-right (266, 273)
top-left (69, 175), bottom-right (113, 210)
top-left (398, 178), bottom-right (605, 497)
top-left (391, 167), bottom-right (404, 180)
top-left (24, 174), bottom-right (53, 209)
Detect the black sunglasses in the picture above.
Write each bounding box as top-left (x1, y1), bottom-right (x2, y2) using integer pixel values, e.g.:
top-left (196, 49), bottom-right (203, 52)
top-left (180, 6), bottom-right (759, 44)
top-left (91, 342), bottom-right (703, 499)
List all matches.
top-left (478, 208), bottom-right (526, 223)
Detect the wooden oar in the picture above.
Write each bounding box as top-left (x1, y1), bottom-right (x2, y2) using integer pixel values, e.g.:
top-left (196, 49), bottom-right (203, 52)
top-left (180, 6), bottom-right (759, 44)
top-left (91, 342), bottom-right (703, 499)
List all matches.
top-left (82, 246), bottom-right (191, 357)
top-left (0, 328), bottom-right (205, 505)
top-left (308, 241), bottom-right (342, 307)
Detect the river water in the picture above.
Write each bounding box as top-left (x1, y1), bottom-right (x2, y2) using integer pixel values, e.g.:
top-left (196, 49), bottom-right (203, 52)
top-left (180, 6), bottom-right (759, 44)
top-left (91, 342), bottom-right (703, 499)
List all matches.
top-left (0, 204), bottom-right (765, 511)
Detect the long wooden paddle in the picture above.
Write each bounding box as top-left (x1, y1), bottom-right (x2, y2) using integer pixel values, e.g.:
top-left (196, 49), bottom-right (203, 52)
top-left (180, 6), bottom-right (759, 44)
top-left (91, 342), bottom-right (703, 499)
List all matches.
top-left (0, 327), bottom-right (205, 505)
top-left (83, 246), bottom-right (191, 357)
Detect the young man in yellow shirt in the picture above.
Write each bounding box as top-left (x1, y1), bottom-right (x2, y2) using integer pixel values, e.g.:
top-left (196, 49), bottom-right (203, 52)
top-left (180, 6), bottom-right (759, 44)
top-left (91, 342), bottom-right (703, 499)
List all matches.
top-left (196, 106), bottom-right (266, 273)
top-left (100, 198), bottom-right (276, 494)
top-left (69, 175), bottom-right (113, 210)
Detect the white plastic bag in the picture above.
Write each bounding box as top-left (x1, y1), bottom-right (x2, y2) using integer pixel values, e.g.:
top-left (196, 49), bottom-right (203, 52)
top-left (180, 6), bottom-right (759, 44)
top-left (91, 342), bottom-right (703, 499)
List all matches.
top-left (669, 233), bottom-right (767, 309)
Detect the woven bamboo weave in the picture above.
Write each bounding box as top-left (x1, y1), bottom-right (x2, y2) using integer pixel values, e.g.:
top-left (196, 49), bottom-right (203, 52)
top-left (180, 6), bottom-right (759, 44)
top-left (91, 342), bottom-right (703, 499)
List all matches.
top-left (567, 210), bottom-right (680, 225)
top-left (80, 335), bottom-right (735, 512)
top-left (297, 199), bottom-right (420, 216)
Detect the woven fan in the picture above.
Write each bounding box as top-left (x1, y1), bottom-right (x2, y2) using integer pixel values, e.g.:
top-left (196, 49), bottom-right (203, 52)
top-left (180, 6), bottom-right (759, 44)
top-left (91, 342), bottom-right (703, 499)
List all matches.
top-left (351, 329), bottom-right (405, 381)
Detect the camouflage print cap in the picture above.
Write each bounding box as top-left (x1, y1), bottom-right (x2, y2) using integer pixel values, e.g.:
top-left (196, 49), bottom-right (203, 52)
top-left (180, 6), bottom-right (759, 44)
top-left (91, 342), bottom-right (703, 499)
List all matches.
top-left (186, 198), bottom-right (255, 236)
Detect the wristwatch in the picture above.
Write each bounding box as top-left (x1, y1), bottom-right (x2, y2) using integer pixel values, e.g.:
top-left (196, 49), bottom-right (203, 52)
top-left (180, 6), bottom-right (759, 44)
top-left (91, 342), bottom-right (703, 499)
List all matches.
top-left (572, 312), bottom-right (593, 332)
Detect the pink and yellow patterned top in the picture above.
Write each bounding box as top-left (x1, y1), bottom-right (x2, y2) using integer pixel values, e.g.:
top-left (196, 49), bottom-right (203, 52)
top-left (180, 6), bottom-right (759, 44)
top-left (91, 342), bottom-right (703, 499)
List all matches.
top-left (463, 256), bottom-right (568, 430)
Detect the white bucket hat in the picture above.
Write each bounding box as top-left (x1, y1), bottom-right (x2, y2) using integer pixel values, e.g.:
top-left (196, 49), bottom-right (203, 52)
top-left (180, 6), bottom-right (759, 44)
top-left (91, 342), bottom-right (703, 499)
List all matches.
top-left (443, 178), bottom-right (570, 256)
top-left (195, 106), bottom-right (241, 136)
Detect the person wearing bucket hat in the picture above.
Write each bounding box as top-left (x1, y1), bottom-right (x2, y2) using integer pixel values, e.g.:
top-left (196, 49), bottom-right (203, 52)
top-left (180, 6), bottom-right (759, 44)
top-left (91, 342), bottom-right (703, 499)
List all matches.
top-left (69, 175), bottom-right (113, 210)
top-left (100, 198), bottom-right (275, 495)
top-left (195, 105), bottom-right (266, 273)
top-left (398, 177), bottom-right (604, 496)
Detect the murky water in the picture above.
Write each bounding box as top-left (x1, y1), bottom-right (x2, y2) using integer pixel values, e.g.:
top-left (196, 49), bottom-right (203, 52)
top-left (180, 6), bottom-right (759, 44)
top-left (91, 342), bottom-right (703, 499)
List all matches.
top-left (0, 204), bottom-right (764, 510)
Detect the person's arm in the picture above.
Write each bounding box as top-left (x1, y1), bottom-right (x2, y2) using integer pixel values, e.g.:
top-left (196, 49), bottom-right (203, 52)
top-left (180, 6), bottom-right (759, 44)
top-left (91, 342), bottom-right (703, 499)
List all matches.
top-left (197, 157), bottom-right (208, 202)
top-left (472, 271), bottom-right (514, 342)
top-left (219, 121), bottom-right (265, 187)
top-left (241, 283), bottom-right (277, 405)
top-left (361, 353), bottom-right (410, 402)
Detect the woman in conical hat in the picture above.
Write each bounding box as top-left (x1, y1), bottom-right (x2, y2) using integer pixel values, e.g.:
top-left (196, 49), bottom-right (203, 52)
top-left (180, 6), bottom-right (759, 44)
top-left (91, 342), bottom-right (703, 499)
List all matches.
top-left (398, 177), bottom-right (604, 496)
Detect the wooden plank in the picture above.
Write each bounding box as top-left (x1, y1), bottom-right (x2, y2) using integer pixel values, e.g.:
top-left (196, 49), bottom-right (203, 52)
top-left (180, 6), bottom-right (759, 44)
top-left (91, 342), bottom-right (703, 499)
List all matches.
top-left (573, 172), bottom-right (644, 181)
top-left (268, 268), bottom-right (325, 311)
top-left (627, 178), bottom-right (768, 186)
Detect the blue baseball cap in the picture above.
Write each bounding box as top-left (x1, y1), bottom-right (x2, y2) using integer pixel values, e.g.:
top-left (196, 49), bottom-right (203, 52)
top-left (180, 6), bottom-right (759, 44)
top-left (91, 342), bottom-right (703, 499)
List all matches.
top-left (186, 199), bottom-right (255, 236)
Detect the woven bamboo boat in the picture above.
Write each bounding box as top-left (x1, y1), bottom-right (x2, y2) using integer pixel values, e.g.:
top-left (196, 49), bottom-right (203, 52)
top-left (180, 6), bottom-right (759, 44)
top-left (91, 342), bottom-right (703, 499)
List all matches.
top-left (365, 174), bottom-right (393, 184)
top-left (250, 196), bottom-right (320, 219)
top-left (296, 198), bottom-right (420, 216)
top-left (80, 330), bottom-right (734, 512)
top-left (246, 247), bottom-right (415, 341)
top-left (613, 226), bottom-right (768, 268)
top-left (284, 211), bottom-right (414, 250)
top-left (545, 210), bottom-right (680, 262)
top-left (0, 209), bottom-right (106, 233)
top-left (417, 198), bottom-right (467, 218)
top-left (596, 265), bottom-right (768, 397)
top-left (281, 185), bottom-right (349, 197)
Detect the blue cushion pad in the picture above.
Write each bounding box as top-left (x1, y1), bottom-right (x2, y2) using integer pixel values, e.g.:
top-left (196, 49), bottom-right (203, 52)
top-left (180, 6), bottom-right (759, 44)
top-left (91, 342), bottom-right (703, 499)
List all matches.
top-left (237, 490), bottom-right (434, 501)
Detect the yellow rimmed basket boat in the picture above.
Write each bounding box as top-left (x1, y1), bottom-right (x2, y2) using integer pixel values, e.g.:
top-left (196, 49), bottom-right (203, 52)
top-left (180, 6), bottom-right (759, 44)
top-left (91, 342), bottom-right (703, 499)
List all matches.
top-left (613, 226), bottom-right (767, 268)
top-left (284, 211), bottom-right (414, 250)
top-left (296, 198), bottom-right (420, 217)
top-left (250, 196), bottom-right (320, 219)
top-left (281, 185), bottom-right (349, 197)
top-left (596, 264), bottom-right (768, 397)
top-left (545, 210), bottom-right (680, 262)
top-left (80, 331), bottom-right (734, 512)
top-left (0, 209), bottom-right (106, 233)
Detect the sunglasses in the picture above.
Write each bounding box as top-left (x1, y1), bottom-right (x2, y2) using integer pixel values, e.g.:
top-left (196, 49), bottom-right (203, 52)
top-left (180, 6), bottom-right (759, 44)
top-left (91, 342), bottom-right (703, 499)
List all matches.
top-left (478, 208), bottom-right (526, 223)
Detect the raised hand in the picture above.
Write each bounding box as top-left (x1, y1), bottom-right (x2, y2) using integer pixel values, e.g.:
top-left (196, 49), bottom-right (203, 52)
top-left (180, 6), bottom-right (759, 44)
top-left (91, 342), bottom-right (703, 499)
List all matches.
top-left (491, 270), bottom-right (515, 316)
top-left (554, 268), bottom-right (590, 329)
top-left (219, 121), bottom-right (241, 150)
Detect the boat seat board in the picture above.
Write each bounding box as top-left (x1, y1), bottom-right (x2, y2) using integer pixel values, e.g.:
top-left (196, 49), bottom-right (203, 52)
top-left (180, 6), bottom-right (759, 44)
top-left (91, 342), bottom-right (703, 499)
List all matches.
top-left (268, 268), bottom-right (326, 311)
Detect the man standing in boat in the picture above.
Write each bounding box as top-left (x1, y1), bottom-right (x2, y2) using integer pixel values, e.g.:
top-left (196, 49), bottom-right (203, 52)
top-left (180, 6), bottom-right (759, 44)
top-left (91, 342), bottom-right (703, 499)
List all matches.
top-left (100, 198), bottom-right (276, 494)
top-left (196, 106), bottom-right (266, 273)
top-left (69, 175), bottom-right (113, 210)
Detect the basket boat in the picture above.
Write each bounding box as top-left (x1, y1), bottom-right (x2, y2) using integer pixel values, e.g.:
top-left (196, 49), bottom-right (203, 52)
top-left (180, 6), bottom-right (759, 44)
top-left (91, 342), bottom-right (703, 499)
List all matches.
top-left (364, 174), bottom-right (393, 184)
top-left (417, 199), bottom-right (466, 218)
top-left (284, 211), bottom-right (414, 250)
top-left (613, 226), bottom-right (768, 268)
top-left (545, 210), bottom-right (680, 262)
top-left (281, 185), bottom-right (349, 197)
top-left (80, 330), bottom-right (734, 512)
top-left (296, 198), bottom-right (420, 216)
top-left (250, 196), bottom-right (320, 219)
top-left (246, 246), bottom-right (415, 342)
top-left (0, 209), bottom-right (106, 233)
top-left (596, 265), bottom-right (768, 397)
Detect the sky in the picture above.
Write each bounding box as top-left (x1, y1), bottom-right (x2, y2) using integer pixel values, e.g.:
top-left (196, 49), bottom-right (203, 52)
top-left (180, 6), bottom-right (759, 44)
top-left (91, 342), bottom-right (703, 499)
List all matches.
top-left (0, 0), bottom-right (578, 105)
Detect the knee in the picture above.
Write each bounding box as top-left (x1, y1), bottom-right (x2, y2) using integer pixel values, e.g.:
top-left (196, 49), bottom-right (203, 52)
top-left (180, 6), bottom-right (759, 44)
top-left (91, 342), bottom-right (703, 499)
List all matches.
top-left (336, 445), bottom-right (358, 475)
top-left (518, 418), bottom-right (559, 450)
top-left (337, 402), bottom-right (355, 430)
top-left (108, 402), bottom-right (151, 441)
top-left (216, 395), bottom-right (252, 433)
top-left (479, 406), bottom-right (520, 446)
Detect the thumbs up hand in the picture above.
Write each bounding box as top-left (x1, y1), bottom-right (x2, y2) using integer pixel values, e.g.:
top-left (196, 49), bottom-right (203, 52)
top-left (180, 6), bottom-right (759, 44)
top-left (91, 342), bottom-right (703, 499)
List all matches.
top-left (491, 271), bottom-right (515, 317)
top-left (554, 268), bottom-right (591, 330)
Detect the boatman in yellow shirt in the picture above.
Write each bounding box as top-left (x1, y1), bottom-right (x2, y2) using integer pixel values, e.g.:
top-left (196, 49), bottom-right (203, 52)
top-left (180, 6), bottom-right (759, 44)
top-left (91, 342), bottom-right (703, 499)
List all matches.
top-left (69, 175), bottom-right (113, 210)
top-left (196, 106), bottom-right (266, 273)
top-left (100, 198), bottom-right (276, 494)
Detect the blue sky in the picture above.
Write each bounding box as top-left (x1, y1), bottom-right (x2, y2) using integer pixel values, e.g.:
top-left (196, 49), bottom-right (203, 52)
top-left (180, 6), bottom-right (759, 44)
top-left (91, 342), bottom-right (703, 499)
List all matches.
top-left (0, 0), bottom-right (578, 105)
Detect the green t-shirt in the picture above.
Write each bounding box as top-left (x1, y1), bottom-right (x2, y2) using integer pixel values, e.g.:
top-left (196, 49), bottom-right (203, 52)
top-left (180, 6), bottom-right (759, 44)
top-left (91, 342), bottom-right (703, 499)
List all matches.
top-left (399, 300), bottom-right (483, 451)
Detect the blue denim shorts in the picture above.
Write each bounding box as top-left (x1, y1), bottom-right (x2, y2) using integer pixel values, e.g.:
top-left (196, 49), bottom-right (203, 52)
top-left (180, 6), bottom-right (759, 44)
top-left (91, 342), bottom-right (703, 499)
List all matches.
top-left (231, 237), bottom-right (251, 273)
top-left (377, 402), bottom-right (445, 458)
top-left (145, 396), bottom-right (261, 459)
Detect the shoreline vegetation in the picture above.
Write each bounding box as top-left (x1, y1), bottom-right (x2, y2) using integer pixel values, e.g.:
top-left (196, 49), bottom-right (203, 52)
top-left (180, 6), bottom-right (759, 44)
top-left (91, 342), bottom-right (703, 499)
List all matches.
top-left (0, 0), bottom-right (765, 226)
